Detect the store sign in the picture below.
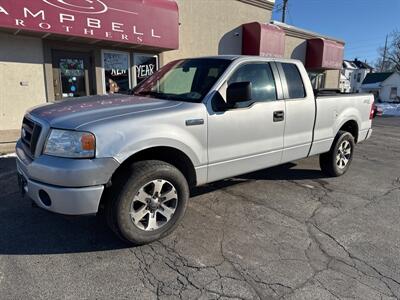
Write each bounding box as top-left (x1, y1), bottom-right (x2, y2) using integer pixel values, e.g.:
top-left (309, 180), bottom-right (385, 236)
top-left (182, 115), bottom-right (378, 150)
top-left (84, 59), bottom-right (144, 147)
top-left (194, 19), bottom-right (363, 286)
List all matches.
top-left (0, 0), bottom-right (179, 50)
top-left (134, 55), bottom-right (158, 85)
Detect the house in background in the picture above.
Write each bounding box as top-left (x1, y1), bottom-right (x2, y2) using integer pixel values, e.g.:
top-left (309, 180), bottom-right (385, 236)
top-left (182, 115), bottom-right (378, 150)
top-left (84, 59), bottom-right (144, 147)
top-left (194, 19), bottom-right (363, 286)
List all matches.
top-left (339, 73), bottom-right (351, 93)
top-left (341, 59), bottom-right (373, 93)
top-left (341, 60), bottom-right (357, 92)
top-left (361, 72), bottom-right (400, 102)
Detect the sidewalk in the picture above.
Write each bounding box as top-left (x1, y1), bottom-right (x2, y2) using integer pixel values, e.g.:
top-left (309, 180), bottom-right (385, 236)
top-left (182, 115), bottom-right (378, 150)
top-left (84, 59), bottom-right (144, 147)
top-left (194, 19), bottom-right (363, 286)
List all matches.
top-left (0, 130), bottom-right (19, 154)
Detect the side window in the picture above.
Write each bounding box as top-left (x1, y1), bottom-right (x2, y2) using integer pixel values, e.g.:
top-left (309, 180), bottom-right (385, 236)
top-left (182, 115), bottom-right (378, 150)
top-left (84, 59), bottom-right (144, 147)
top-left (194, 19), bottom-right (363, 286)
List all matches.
top-left (281, 63), bottom-right (306, 99)
top-left (390, 87), bottom-right (397, 99)
top-left (228, 63), bottom-right (277, 104)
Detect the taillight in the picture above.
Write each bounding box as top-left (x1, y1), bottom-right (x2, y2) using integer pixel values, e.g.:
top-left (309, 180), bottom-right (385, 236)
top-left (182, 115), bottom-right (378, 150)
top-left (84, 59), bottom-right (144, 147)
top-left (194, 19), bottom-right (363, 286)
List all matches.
top-left (370, 102), bottom-right (375, 120)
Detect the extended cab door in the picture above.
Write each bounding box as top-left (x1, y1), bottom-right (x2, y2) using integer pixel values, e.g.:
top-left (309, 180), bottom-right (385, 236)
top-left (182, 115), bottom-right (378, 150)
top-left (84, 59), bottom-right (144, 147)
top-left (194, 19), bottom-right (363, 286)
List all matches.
top-left (206, 62), bottom-right (286, 183)
top-left (276, 62), bottom-right (316, 163)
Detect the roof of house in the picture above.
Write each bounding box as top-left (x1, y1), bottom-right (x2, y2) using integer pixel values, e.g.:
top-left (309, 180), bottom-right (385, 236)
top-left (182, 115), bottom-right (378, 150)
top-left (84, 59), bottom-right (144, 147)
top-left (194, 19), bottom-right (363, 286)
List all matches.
top-left (352, 59), bottom-right (373, 70)
top-left (343, 60), bottom-right (357, 69)
top-left (362, 72), bottom-right (394, 84)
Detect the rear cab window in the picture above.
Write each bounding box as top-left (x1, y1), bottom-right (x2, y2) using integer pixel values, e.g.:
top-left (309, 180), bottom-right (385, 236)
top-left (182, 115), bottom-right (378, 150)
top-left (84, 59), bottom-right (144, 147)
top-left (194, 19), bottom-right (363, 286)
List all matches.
top-left (280, 63), bottom-right (306, 99)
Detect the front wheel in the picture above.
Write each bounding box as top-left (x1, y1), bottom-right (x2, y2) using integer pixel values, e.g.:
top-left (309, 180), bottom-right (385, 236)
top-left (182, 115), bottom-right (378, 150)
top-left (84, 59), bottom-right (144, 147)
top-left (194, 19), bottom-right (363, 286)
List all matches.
top-left (319, 131), bottom-right (355, 177)
top-left (106, 160), bottom-right (189, 245)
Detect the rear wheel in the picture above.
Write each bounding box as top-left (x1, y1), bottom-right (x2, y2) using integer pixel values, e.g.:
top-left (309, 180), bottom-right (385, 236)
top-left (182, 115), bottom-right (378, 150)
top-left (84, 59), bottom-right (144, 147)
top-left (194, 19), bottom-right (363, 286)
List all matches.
top-left (106, 160), bottom-right (189, 245)
top-left (320, 130), bottom-right (355, 177)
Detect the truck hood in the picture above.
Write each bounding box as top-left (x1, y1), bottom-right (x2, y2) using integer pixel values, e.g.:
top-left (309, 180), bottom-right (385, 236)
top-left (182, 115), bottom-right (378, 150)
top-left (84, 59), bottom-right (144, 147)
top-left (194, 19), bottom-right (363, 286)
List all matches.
top-left (28, 94), bottom-right (183, 129)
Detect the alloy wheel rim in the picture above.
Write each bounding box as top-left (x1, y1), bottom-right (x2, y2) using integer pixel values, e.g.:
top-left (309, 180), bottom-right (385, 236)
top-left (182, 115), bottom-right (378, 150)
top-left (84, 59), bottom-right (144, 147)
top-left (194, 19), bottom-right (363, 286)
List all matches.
top-left (336, 140), bottom-right (352, 169)
top-left (129, 179), bottom-right (178, 231)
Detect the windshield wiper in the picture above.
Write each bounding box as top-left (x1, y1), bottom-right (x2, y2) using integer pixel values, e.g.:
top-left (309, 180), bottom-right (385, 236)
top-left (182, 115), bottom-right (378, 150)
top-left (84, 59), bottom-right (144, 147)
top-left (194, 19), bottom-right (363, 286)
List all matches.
top-left (135, 91), bottom-right (157, 96)
top-left (135, 91), bottom-right (177, 100)
top-left (135, 91), bottom-right (201, 102)
top-left (136, 91), bottom-right (162, 97)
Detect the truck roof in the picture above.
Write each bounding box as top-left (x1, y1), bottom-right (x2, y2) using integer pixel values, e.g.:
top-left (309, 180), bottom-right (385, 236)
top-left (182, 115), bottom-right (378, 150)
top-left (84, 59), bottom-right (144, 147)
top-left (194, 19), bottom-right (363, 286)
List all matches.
top-left (186, 55), bottom-right (241, 60)
top-left (184, 55), bottom-right (302, 65)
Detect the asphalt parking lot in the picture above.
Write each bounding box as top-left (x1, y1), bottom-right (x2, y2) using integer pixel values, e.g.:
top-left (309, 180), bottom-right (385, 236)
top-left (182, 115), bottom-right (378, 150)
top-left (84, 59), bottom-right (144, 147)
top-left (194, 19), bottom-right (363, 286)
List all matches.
top-left (0, 117), bottom-right (399, 300)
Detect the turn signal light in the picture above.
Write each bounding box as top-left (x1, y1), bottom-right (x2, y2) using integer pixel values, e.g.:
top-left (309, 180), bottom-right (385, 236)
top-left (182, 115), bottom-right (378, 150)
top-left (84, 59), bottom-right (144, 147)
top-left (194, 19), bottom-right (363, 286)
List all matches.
top-left (81, 133), bottom-right (96, 151)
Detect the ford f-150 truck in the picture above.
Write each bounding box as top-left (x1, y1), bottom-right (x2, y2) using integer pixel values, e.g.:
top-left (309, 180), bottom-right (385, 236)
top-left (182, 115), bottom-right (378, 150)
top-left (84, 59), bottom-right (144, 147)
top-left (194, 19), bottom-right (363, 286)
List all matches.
top-left (16, 56), bottom-right (374, 245)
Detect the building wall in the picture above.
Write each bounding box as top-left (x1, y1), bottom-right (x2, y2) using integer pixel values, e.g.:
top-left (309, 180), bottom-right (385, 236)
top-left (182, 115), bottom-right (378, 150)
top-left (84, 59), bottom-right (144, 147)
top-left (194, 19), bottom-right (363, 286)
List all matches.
top-left (324, 69), bottom-right (340, 89)
top-left (160, 0), bottom-right (272, 64)
top-left (351, 69), bottom-right (371, 93)
top-left (380, 73), bottom-right (400, 102)
top-left (339, 73), bottom-right (351, 93)
top-left (0, 32), bottom-right (46, 131)
top-left (284, 35), bottom-right (307, 61)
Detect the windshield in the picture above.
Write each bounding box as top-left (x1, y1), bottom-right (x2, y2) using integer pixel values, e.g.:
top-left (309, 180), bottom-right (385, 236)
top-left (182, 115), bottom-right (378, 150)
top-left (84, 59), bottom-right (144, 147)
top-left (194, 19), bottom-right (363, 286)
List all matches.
top-left (133, 58), bottom-right (232, 102)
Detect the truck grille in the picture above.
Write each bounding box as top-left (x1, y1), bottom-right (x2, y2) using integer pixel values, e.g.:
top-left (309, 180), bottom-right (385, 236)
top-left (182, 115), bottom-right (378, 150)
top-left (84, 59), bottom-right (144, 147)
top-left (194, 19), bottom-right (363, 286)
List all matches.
top-left (21, 117), bottom-right (42, 157)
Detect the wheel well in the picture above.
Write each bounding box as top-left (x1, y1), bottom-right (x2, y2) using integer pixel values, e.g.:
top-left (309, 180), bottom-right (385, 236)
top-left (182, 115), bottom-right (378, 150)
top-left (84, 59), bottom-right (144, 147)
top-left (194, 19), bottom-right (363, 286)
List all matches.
top-left (339, 120), bottom-right (359, 142)
top-left (112, 147), bottom-right (197, 188)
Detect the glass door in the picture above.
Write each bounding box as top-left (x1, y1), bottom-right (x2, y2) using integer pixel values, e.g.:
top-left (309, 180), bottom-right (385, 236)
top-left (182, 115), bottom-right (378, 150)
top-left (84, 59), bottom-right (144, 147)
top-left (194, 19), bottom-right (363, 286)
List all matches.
top-left (102, 50), bottom-right (131, 94)
top-left (52, 51), bottom-right (93, 100)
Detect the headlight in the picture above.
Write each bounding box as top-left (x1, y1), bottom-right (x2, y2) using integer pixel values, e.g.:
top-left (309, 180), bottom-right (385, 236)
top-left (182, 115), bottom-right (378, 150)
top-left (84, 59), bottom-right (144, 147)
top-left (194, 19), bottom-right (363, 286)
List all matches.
top-left (44, 129), bottom-right (96, 158)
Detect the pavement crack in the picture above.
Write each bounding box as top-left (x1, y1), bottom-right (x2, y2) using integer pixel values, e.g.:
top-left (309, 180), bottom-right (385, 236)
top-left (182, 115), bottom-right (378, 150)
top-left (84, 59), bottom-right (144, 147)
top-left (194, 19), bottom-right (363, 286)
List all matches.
top-left (217, 187), bottom-right (304, 225)
top-left (310, 224), bottom-right (400, 298)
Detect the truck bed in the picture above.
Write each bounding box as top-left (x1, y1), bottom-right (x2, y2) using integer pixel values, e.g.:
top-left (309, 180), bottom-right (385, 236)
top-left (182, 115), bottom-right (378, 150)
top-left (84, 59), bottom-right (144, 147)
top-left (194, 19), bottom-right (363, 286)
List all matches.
top-left (309, 93), bottom-right (374, 156)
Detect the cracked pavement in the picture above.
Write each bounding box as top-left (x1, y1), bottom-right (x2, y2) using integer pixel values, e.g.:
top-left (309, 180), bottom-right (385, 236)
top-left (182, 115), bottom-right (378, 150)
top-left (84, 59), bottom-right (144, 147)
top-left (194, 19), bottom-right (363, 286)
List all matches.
top-left (0, 117), bottom-right (399, 299)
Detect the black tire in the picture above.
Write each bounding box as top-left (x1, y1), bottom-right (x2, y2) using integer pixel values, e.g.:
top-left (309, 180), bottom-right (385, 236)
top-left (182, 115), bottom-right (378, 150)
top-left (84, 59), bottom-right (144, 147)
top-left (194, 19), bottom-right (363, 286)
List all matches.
top-left (106, 160), bottom-right (189, 245)
top-left (319, 130), bottom-right (355, 177)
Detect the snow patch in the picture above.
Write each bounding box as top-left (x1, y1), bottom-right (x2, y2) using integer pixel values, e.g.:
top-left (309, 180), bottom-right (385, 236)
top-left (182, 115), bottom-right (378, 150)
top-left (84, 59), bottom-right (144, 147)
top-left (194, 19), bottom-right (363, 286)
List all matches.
top-left (0, 153), bottom-right (16, 158)
top-left (376, 103), bottom-right (400, 116)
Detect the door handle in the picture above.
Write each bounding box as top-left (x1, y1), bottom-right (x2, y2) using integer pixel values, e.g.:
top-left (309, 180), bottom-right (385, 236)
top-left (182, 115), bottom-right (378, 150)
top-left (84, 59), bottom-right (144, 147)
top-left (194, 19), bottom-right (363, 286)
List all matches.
top-left (273, 110), bottom-right (284, 122)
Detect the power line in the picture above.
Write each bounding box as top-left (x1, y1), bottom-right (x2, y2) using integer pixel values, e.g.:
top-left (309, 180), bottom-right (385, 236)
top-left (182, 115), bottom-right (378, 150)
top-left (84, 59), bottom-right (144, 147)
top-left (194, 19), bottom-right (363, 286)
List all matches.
top-left (345, 50), bottom-right (380, 56)
top-left (345, 48), bottom-right (382, 55)
top-left (347, 37), bottom-right (387, 44)
top-left (346, 44), bottom-right (383, 51)
top-left (346, 39), bottom-right (388, 50)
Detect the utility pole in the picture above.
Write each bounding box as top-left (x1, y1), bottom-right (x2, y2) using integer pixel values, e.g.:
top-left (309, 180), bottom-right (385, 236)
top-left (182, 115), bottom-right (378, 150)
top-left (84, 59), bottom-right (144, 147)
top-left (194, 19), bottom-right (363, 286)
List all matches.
top-left (281, 0), bottom-right (288, 23)
top-left (381, 34), bottom-right (388, 72)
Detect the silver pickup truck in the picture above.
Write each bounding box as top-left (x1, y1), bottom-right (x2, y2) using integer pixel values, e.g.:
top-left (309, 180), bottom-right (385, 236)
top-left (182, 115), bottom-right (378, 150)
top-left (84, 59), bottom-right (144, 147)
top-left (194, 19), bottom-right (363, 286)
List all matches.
top-left (16, 56), bottom-right (373, 244)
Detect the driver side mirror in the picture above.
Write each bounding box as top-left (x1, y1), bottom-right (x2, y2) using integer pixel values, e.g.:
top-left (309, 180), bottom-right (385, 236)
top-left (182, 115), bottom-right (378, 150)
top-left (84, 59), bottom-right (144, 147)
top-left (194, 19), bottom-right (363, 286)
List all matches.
top-left (226, 81), bottom-right (252, 107)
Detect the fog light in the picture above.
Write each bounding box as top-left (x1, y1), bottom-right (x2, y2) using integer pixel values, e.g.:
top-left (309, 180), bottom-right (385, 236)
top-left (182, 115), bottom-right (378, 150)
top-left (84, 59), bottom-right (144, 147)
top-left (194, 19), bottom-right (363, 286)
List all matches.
top-left (38, 190), bottom-right (52, 207)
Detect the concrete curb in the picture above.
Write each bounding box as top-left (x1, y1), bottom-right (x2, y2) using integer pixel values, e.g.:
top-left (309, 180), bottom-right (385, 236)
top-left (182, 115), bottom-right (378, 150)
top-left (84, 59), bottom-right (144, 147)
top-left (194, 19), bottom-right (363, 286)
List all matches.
top-left (0, 142), bottom-right (16, 155)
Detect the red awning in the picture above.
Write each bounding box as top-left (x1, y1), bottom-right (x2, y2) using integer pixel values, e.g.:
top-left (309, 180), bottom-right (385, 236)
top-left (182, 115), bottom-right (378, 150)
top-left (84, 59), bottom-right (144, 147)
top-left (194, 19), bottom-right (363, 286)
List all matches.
top-left (0, 0), bottom-right (179, 50)
top-left (242, 22), bottom-right (285, 58)
top-left (306, 38), bottom-right (344, 70)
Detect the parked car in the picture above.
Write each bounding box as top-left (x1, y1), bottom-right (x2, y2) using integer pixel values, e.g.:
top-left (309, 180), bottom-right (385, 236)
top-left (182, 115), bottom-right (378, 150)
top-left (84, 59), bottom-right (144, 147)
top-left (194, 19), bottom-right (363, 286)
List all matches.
top-left (16, 56), bottom-right (374, 245)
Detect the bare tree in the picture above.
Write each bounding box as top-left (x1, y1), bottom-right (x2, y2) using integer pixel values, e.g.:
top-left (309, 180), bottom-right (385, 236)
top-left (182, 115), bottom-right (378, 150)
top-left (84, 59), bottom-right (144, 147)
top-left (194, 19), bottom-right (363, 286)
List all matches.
top-left (375, 31), bottom-right (400, 72)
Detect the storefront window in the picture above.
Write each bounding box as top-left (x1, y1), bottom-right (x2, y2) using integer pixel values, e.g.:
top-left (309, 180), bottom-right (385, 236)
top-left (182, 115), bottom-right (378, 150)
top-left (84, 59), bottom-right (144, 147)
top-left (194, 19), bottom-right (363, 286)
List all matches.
top-left (134, 54), bottom-right (158, 86)
top-left (103, 51), bottom-right (130, 94)
top-left (59, 58), bottom-right (86, 98)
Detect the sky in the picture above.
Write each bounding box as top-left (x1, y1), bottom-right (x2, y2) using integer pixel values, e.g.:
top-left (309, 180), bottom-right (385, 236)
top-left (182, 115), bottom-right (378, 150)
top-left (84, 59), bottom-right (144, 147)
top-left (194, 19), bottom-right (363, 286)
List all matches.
top-left (271, 0), bottom-right (400, 65)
